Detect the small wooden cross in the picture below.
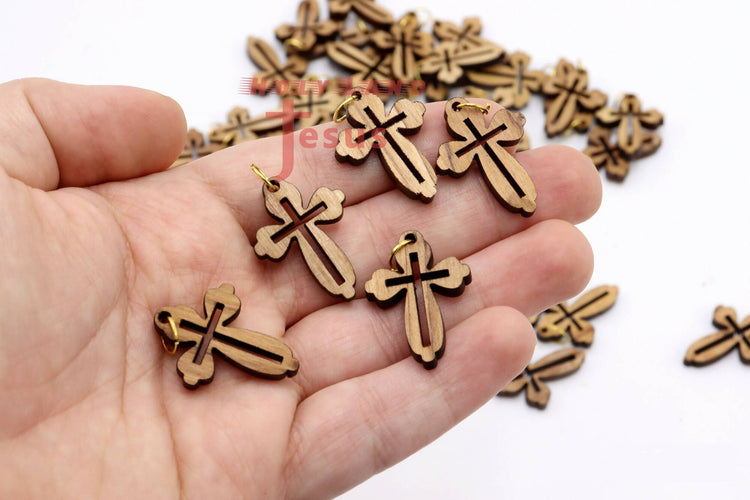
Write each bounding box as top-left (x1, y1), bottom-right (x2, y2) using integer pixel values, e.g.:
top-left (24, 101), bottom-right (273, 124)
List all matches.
top-left (365, 231), bottom-right (471, 369)
top-left (466, 52), bottom-right (546, 110)
top-left (246, 37), bottom-right (308, 92)
top-left (371, 13), bottom-right (433, 82)
top-left (541, 58), bottom-right (607, 137)
top-left (154, 284), bottom-right (299, 388)
top-left (419, 40), bottom-right (504, 85)
top-left (326, 42), bottom-right (393, 88)
top-left (499, 348), bottom-right (585, 409)
top-left (292, 77), bottom-right (344, 128)
top-left (335, 92), bottom-right (436, 202)
top-left (432, 17), bottom-right (484, 48)
top-left (255, 180), bottom-right (356, 300)
top-left (536, 284), bottom-right (618, 346)
top-left (437, 97), bottom-right (537, 216)
top-left (594, 94), bottom-right (664, 156)
top-left (170, 128), bottom-right (226, 169)
top-left (275, 0), bottom-right (338, 55)
top-left (685, 306), bottom-right (750, 366)
top-left (208, 107), bottom-right (265, 146)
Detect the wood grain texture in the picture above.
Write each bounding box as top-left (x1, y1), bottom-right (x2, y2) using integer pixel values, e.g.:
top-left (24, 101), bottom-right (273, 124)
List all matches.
top-left (335, 92), bottom-right (437, 202)
top-left (275, 0), bottom-right (338, 56)
top-left (419, 40), bottom-right (504, 85)
top-left (541, 59), bottom-right (607, 137)
top-left (583, 126), bottom-right (630, 181)
top-left (208, 106), bottom-right (284, 145)
top-left (685, 306), bottom-right (750, 366)
top-left (432, 17), bottom-right (483, 47)
top-left (465, 52), bottom-right (545, 109)
top-left (246, 37), bottom-right (308, 91)
top-left (292, 77), bottom-right (345, 128)
top-left (594, 94), bottom-right (664, 156)
top-left (255, 179), bottom-right (356, 300)
top-left (370, 14), bottom-right (433, 82)
top-left (170, 128), bottom-right (226, 168)
top-left (499, 348), bottom-right (585, 409)
top-left (436, 97), bottom-right (536, 216)
top-left (326, 42), bottom-right (393, 88)
top-left (327, 0), bottom-right (394, 27)
top-left (537, 285), bottom-right (618, 346)
top-left (153, 284), bottom-right (299, 389)
top-left (364, 231), bottom-right (471, 369)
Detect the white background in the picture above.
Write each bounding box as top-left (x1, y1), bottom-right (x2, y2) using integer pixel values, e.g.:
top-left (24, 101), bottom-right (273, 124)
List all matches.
top-left (2, 0), bottom-right (749, 498)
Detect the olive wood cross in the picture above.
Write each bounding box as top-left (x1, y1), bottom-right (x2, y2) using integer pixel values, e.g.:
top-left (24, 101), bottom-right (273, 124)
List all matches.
top-left (335, 93), bottom-right (436, 202)
top-left (365, 231), bottom-right (471, 369)
top-left (685, 306), bottom-right (750, 366)
top-left (154, 284), bottom-right (299, 389)
top-left (437, 97), bottom-right (536, 216)
top-left (255, 180), bottom-right (356, 300)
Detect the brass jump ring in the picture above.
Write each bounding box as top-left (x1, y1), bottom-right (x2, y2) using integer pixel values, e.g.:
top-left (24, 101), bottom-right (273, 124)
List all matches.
top-left (251, 164), bottom-right (280, 192)
top-left (389, 233), bottom-right (417, 270)
top-left (456, 102), bottom-right (491, 114)
top-left (284, 38), bottom-right (305, 49)
top-left (161, 314), bottom-right (179, 354)
top-left (333, 93), bottom-right (361, 123)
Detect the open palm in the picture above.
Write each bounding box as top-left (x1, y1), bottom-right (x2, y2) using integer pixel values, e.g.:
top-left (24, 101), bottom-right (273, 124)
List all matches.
top-left (0, 79), bottom-right (600, 499)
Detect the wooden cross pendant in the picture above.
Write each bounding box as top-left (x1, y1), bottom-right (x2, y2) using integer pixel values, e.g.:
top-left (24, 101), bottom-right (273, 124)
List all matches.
top-left (437, 97), bottom-right (537, 216)
top-left (274, 0), bottom-right (338, 56)
top-left (541, 58), bottom-right (607, 137)
top-left (255, 179), bottom-right (356, 300)
top-left (536, 284), bottom-right (618, 346)
top-left (499, 348), bottom-right (585, 409)
top-left (685, 306), bottom-right (750, 366)
top-left (170, 128), bottom-right (226, 168)
top-left (208, 106), bottom-right (283, 146)
top-left (365, 231), bottom-right (471, 369)
top-left (154, 284), bottom-right (299, 389)
top-left (335, 92), bottom-right (437, 202)
top-left (593, 94), bottom-right (664, 156)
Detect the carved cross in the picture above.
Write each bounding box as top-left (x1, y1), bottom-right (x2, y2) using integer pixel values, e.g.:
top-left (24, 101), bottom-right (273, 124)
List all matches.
top-left (584, 126), bottom-right (661, 181)
top-left (208, 106), bottom-right (284, 146)
top-left (685, 307), bottom-right (750, 366)
top-left (432, 17), bottom-right (484, 47)
top-left (255, 180), bottom-right (356, 300)
top-left (327, 0), bottom-right (394, 27)
top-left (371, 14), bottom-right (433, 81)
top-left (326, 42), bottom-right (393, 88)
top-left (536, 284), bottom-right (618, 346)
top-left (365, 231), bottom-right (471, 369)
top-left (292, 78), bottom-right (344, 128)
top-left (541, 58), bottom-right (607, 137)
top-left (499, 348), bottom-right (585, 409)
top-left (335, 92), bottom-right (436, 202)
top-left (246, 37), bottom-right (308, 92)
top-left (275, 0), bottom-right (338, 54)
top-left (154, 284), bottom-right (299, 388)
top-left (466, 51), bottom-right (546, 109)
top-left (594, 94), bottom-right (664, 156)
top-left (419, 40), bottom-right (504, 85)
top-left (170, 128), bottom-right (226, 169)
top-left (436, 97), bottom-right (537, 216)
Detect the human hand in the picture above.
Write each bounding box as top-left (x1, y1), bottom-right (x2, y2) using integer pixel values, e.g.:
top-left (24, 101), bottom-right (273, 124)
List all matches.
top-left (0, 78), bottom-right (600, 499)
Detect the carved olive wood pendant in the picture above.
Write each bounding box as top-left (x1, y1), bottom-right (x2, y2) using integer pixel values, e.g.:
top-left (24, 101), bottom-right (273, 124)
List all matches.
top-left (154, 284), bottom-right (299, 389)
top-left (255, 179), bottom-right (356, 300)
top-left (499, 348), bottom-right (585, 409)
top-left (365, 231), bottom-right (471, 369)
top-left (536, 285), bottom-right (618, 346)
top-left (437, 97), bottom-right (536, 216)
top-left (335, 92), bottom-right (437, 202)
top-left (685, 306), bottom-right (750, 366)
